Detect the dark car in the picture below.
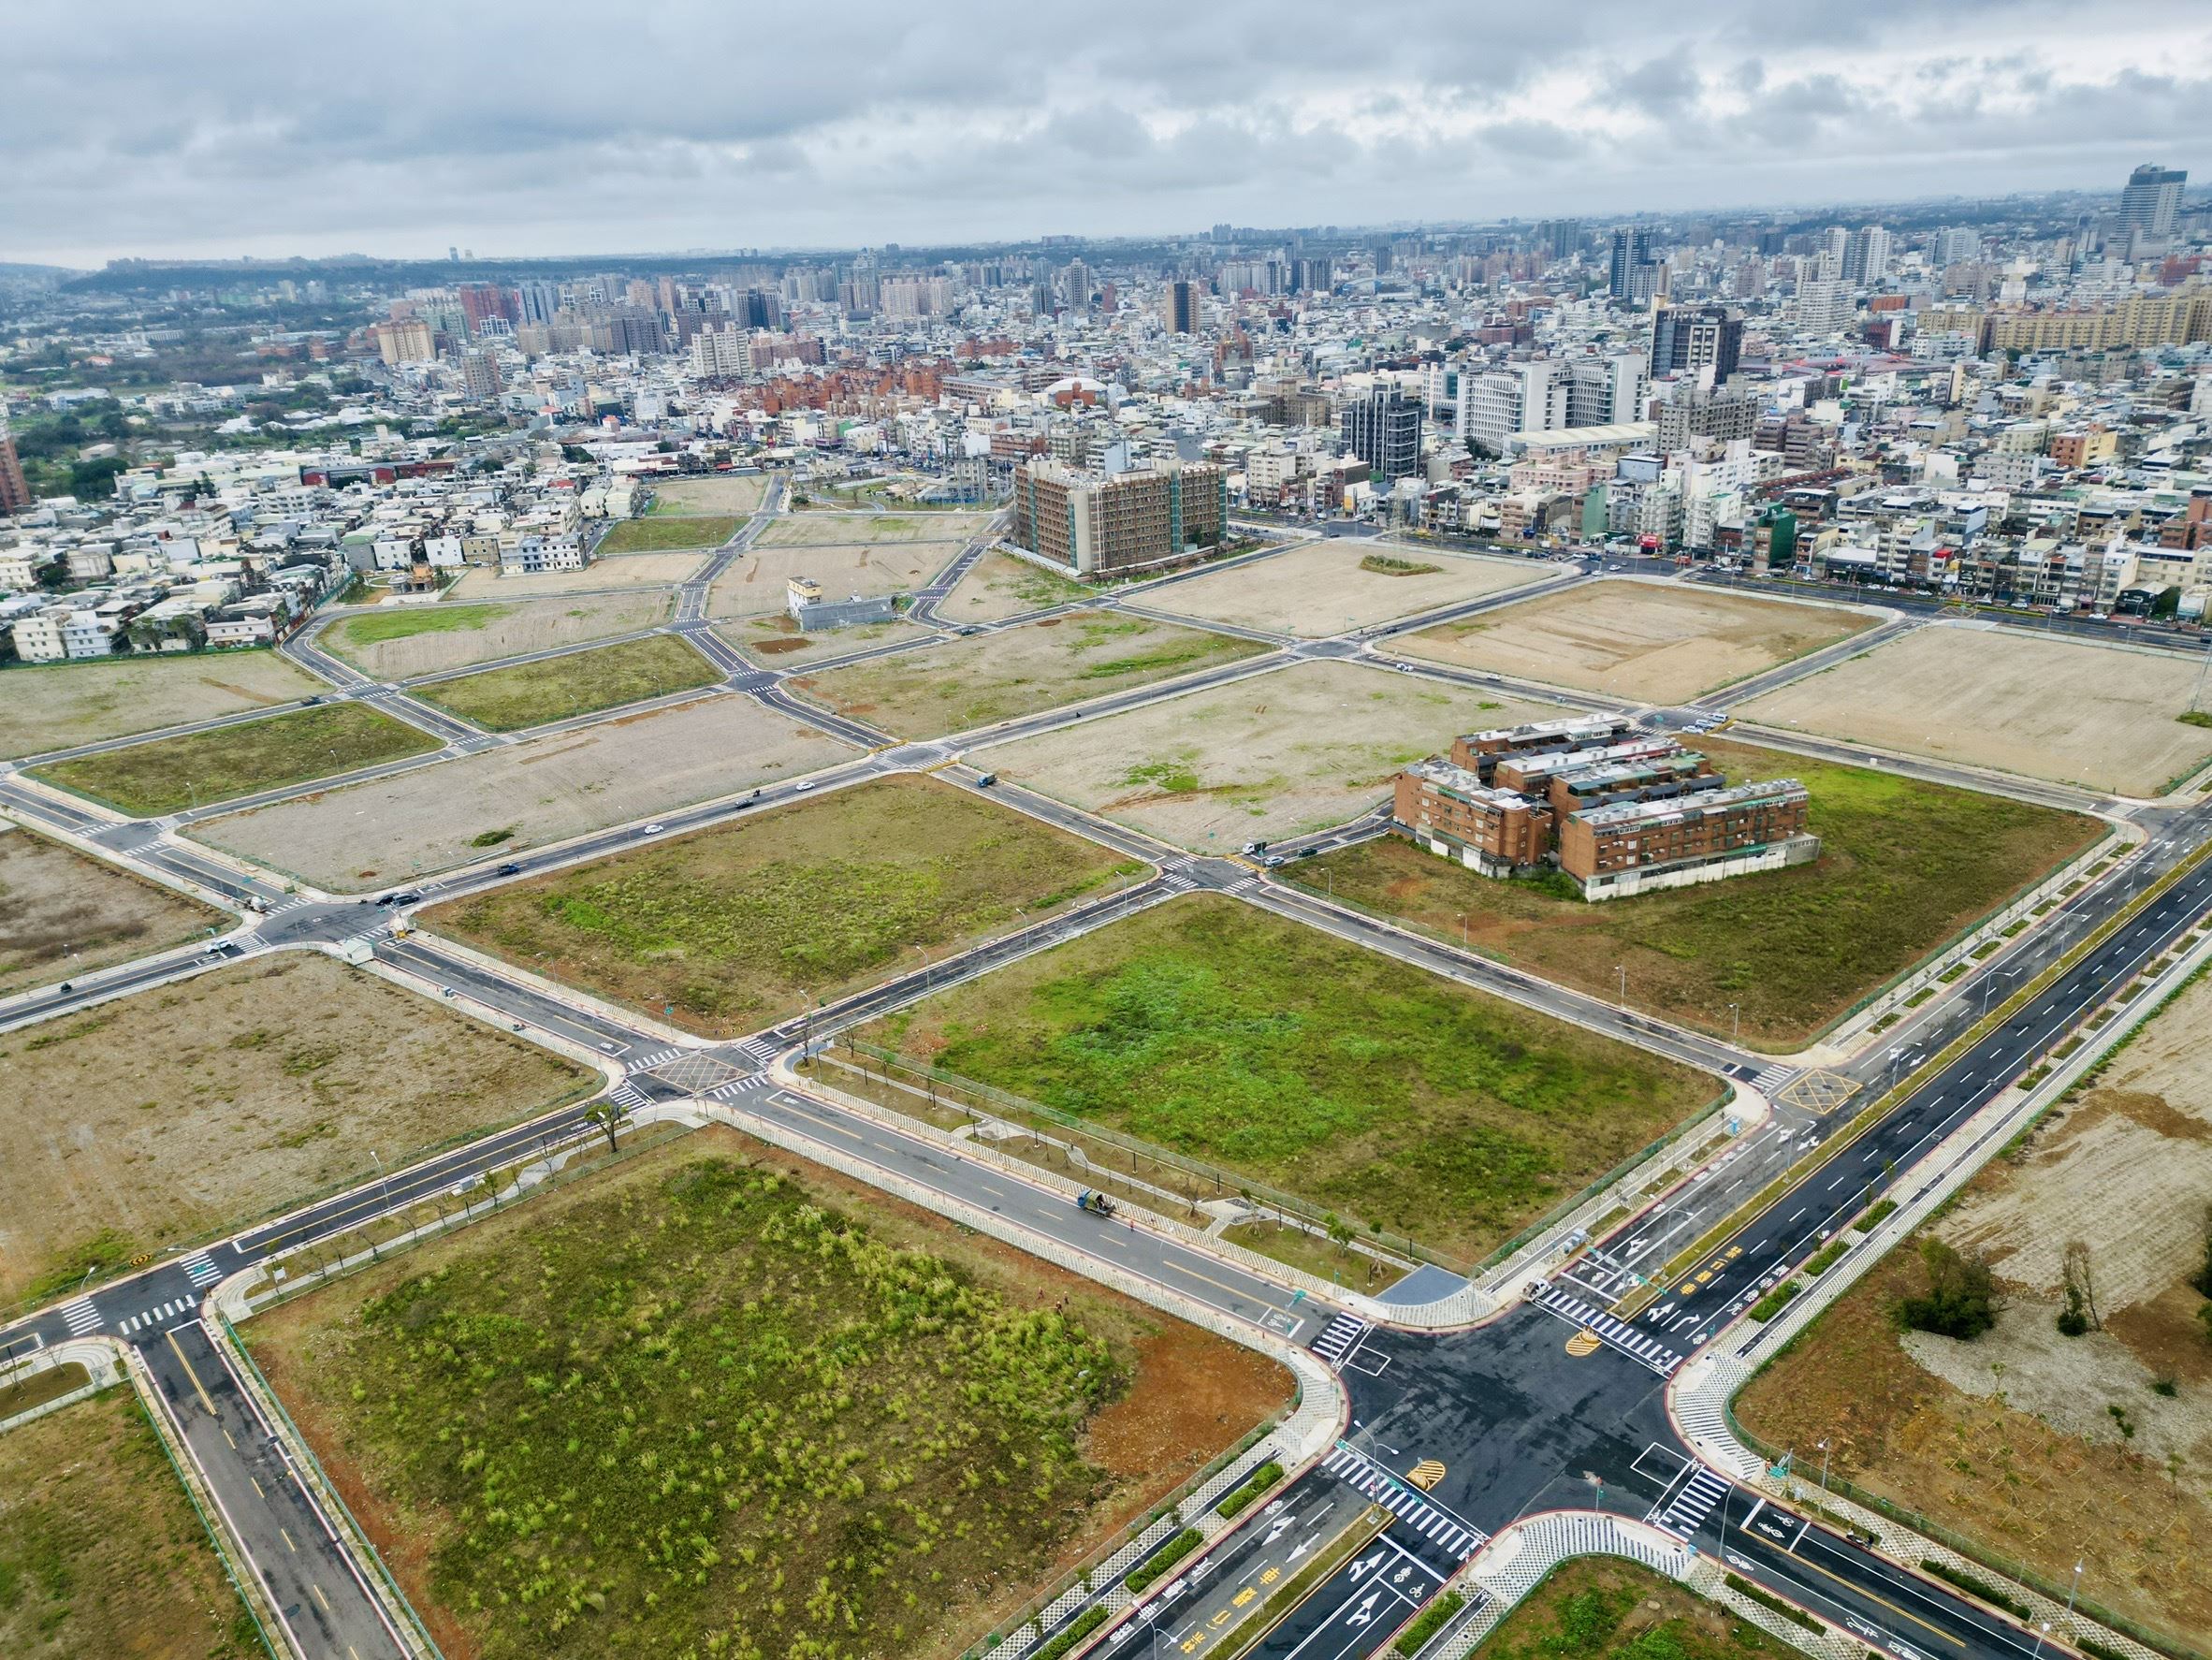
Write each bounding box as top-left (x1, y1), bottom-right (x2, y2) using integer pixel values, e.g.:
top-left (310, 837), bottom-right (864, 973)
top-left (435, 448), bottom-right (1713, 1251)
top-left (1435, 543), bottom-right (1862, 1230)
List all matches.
top-left (496, 863), bottom-right (522, 877)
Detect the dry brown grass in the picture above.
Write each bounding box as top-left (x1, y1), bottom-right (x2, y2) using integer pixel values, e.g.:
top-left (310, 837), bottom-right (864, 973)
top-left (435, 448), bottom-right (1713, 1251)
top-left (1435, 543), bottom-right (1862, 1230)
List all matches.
top-left (706, 540), bottom-right (943, 619)
top-left (0, 823), bottom-right (221, 997)
top-left (0, 952), bottom-right (595, 1303)
top-left (447, 553), bottom-right (706, 600)
top-left (1150, 541), bottom-right (1542, 638)
top-left (324, 592), bottom-right (671, 679)
top-left (0, 653), bottom-right (325, 759)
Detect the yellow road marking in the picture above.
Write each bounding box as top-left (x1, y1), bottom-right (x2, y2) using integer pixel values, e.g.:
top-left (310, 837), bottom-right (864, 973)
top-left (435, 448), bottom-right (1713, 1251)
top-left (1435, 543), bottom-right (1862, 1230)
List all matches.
top-left (166, 1330), bottom-right (219, 1417)
top-left (222, 1427), bottom-right (236, 1449)
top-left (280, 1526), bottom-right (298, 1553)
top-left (251, 1477), bottom-right (265, 1498)
top-left (312, 1584), bottom-right (332, 1613)
top-left (1565, 1330), bottom-right (1603, 1357)
top-left (1407, 1459), bottom-right (1447, 1490)
top-left (1785, 1546), bottom-right (1965, 1646)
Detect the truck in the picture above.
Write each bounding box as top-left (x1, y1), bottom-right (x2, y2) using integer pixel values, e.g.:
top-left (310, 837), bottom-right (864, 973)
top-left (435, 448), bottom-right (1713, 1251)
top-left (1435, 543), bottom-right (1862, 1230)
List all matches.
top-left (1074, 1189), bottom-right (1117, 1218)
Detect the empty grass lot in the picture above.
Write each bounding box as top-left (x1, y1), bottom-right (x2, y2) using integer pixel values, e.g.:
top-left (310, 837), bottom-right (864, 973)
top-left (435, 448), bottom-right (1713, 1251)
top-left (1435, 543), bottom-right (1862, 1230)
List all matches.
top-left (0, 1392), bottom-right (259, 1660)
top-left (28, 702), bottom-right (442, 817)
top-left (0, 952), bottom-right (595, 1305)
top-left (424, 775), bottom-right (1147, 1035)
top-left (868, 895), bottom-right (1714, 1264)
top-left (793, 611), bottom-right (1268, 739)
top-left (1290, 736), bottom-right (2101, 1049)
top-left (249, 1133), bottom-right (1289, 1660)
top-left (1473, 1557), bottom-right (1783, 1659)
top-left (322, 593), bottom-right (670, 678)
top-left (0, 823), bottom-right (221, 996)
top-left (0, 651), bottom-right (326, 759)
top-left (414, 633), bottom-right (720, 732)
top-left (596, 515), bottom-right (739, 553)
top-left (939, 551), bottom-right (1097, 623)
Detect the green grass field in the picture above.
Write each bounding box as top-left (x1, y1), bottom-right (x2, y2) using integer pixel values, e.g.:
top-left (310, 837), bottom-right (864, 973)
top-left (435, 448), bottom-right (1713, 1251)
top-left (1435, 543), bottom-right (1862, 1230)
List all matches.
top-left (868, 895), bottom-right (1714, 1262)
top-left (0, 1391), bottom-right (259, 1660)
top-left (1473, 1556), bottom-right (1783, 1659)
top-left (415, 634), bottom-right (719, 732)
top-left (424, 775), bottom-right (1146, 1034)
top-left (327, 603), bottom-right (512, 650)
top-left (30, 702), bottom-right (442, 816)
top-left (1293, 736), bottom-right (2102, 1049)
top-left (249, 1138), bottom-right (1284, 1660)
top-left (598, 516), bottom-right (739, 554)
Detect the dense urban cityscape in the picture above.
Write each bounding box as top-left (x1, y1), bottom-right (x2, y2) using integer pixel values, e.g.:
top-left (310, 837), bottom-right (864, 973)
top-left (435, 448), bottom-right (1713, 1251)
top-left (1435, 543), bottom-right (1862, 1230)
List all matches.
top-left (6, 39), bottom-right (2212, 1660)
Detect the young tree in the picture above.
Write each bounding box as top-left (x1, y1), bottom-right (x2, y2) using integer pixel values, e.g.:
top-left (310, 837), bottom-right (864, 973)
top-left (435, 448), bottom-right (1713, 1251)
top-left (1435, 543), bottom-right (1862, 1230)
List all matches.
top-left (583, 1098), bottom-right (632, 1154)
top-left (2192, 1202), bottom-right (2212, 1301)
top-left (1896, 1238), bottom-right (2003, 1340)
top-left (2061, 1240), bottom-right (2101, 1332)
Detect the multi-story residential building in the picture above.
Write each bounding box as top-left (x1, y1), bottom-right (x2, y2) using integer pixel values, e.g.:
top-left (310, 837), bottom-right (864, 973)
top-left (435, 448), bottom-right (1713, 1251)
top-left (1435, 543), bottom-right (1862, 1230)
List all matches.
top-left (1464, 362), bottom-right (1566, 457)
top-left (371, 318), bottom-right (437, 365)
top-left (1557, 777), bottom-right (1816, 899)
top-left (0, 408), bottom-right (30, 515)
top-left (8, 608), bottom-right (66, 662)
top-left (1165, 281), bottom-right (1201, 335)
top-left (1338, 389), bottom-right (1422, 481)
top-left (1841, 226), bottom-right (1891, 285)
top-left (1010, 457), bottom-right (1227, 577)
top-left (1657, 385), bottom-right (1761, 451)
top-left (1565, 354), bottom-right (1649, 428)
top-left (1649, 303), bottom-right (1742, 386)
top-left (2118, 163), bottom-right (2186, 240)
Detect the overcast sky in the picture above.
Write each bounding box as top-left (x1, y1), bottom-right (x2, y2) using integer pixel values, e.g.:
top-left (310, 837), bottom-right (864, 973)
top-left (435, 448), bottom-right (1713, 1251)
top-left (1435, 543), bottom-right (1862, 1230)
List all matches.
top-left (7, 0), bottom-right (2208, 269)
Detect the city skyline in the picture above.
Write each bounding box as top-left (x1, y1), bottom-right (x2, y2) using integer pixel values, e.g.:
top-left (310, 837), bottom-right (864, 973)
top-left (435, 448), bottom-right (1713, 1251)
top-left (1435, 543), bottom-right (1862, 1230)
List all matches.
top-left (7, 0), bottom-right (2210, 269)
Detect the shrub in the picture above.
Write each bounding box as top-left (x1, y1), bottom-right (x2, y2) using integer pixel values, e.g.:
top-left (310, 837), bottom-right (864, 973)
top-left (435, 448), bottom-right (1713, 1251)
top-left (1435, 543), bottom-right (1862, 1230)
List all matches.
top-left (1392, 1590), bottom-right (1464, 1656)
top-left (1895, 1239), bottom-right (2002, 1340)
top-left (1919, 1559), bottom-right (2030, 1621)
top-left (2177, 710), bottom-right (2212, 729)
top-left (1034, 1605), bottom-right (1111, 1660)
top-left (1854, 1199), bottom-right (1899, 1233)
top-left (1126, 1528), bottom-right (1203, 1594)
top-left (1750, 1280), bottom-right (1804, 1321)
top-left (1725, 1573), bottom-right (1822, 1633)
top-left (1216, 1462), bottom-right (1285, 1520)
top-left (1804, 1240), bottom-right (1850, 1276)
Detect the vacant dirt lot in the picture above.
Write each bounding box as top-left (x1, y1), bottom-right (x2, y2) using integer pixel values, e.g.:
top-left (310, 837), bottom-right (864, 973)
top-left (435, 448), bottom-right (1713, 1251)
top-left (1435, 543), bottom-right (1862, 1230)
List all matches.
top-left (794, 610), bottom-right (1270, 739)
top-left (193, 695), bottom-right (851, 891)
top-left (706, 538), bottom-right (939, 619)
top-left (0, 823), bottom-right (220, 997)
top-left (448, 551), bottom-right (706, 600)
top-left (1395, 580), bottom-right (1873, 703)
top-left (0, 652), bottom-right (325, 759)
top-left (1150, 541), bottom-right (1544, 638)
top-left (759, 511), bottom-right (992, 549)
top-left (1738, 968), bottom-right (2212, 1649)
top-left (648, 473), bottom-right (768, 516)
top-left (716, 613), bottom-right (937, 668)
top-left (0, 1392), bottom-right (256, 1660)
top-left (1741, 623), bottom-right (2212, 795)
top-left (981, 658), bottom-right (1555, 852)
top-left (414, 633), bottom-right (719, 732)
top-left (426, 774), bottom-right (1145, 1034)
top-left (0, 952), bottom-right (593, 1303)
top-left (323, 592), bottom-right (670, 679)
top-left (250, 1129), bottom-right (1288, 1660)
top-left (939, 551), bottom-right (1096, 623)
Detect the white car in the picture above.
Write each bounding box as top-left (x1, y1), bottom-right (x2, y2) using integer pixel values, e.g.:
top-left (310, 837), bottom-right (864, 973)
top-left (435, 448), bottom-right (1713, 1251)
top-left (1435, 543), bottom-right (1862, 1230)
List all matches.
top-left (794, 780), bottom-right (815, 792)
top-left (643, 823), bottom-right (665, 834)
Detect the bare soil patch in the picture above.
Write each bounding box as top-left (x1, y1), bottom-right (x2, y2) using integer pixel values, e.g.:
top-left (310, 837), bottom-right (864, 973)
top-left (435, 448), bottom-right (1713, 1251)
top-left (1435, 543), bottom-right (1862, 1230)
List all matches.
top-left (0, 953), bottom-right (593, 1304)
top-left (1150, 541), bottom-right (1543, 638)
top-left (1396, 580), bottom-right (1872, 704)
top-left (448, 552), bottom-right (706, 600)
top-left (0, 652), bottom-right (325, 759)
top-left (1741, 623), bottom-right (2212, 795)
top-left (0, 823), bottom-right (222, 997)
top-left (715, 613), bottom-right (936, 668)
top-left (325, 592), bottom-right (671, 679)
top-left (981, 657), bottom-right (1555, 852)
top-left (706, 539), bottom-right (942, 619)
top-left (247, 1127), bottom-right (1289, 1660)
top-left (648, 473), bottom-right (768, 516)
top-left (758, 512), bottom-right (993, 549)
top-left (0, 1391), bottom-right (257, 1660)
top-left (191, 695), bottom-right (851, 892)
top-left (794, 610), bottom-right (1270, 740)
top-left (940, 550), bottom-right (1098, 623)
top-left (1737, 969), bottom-right (2212, 1648)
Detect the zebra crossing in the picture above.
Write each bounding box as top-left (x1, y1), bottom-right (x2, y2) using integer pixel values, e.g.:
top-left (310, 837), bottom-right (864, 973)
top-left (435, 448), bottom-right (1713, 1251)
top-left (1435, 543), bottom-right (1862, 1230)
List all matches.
top-left (706, 1074), bottom-right (774, 1101)
top-left (1310, 1310), bottom-right (1370, 1367)
top-left (182, 1253), bottom-right (222, 1289)
top-left (735, 1037), bottom-right (781, 1067)
top-left (629, 1046), bottom-right (682, 1070)
top-left (1530, 1287), bottom-right (1684, 1376)
top-left (1320, 1445), bottom-right (1485, 1562)
top-left (1646, 1464), bottom-right (1732, 1541)
top-left (57, 1298), bottom-right (103, 1336)
top-left (119, 1295), bottom-right (199, 1338)
top-left (1160, 869), bottom-right (1199, 894)
top-left (1748, 1062), bottom-right (1798, 1097)
top-left (607, 1082), bottom-right (649, 1112)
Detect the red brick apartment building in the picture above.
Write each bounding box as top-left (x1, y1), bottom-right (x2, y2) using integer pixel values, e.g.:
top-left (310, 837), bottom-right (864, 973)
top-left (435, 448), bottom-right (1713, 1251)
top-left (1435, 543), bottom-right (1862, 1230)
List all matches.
top-left (1010, 457), bottom-right (1229, 577)
top-left (1396, 723), bottom-right (1816, 900)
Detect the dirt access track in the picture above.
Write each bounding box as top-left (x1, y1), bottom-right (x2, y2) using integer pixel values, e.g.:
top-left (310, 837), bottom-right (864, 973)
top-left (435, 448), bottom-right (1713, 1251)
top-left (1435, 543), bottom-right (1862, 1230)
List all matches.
top-left (1740, 621), bottom-right (2212, 796)
top-left (0, 951), bottom-right (594, 1305)
top-left (1391, 578), bottom-right (1875, 705)
top-left (1147, 539), bottom-right (1546, 638)
top-left (0, 650), bottom-right (324, 759)
top-left (192, 693), bottom-right (851, 891)
top-left (978, 657), bottom-right (1559, 852)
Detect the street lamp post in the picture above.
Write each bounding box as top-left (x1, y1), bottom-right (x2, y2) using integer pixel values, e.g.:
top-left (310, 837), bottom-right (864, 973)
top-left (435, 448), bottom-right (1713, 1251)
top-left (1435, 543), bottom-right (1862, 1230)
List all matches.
top-left (1728, 1002), bottom-right (1740, 1044)
top-left (1816, 1439), bottom-right (1830, 1493)
top-left (1615, 964), bottom-right (1627, 1008)
top-left (370, 1149), bottom-right (392, 1214)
